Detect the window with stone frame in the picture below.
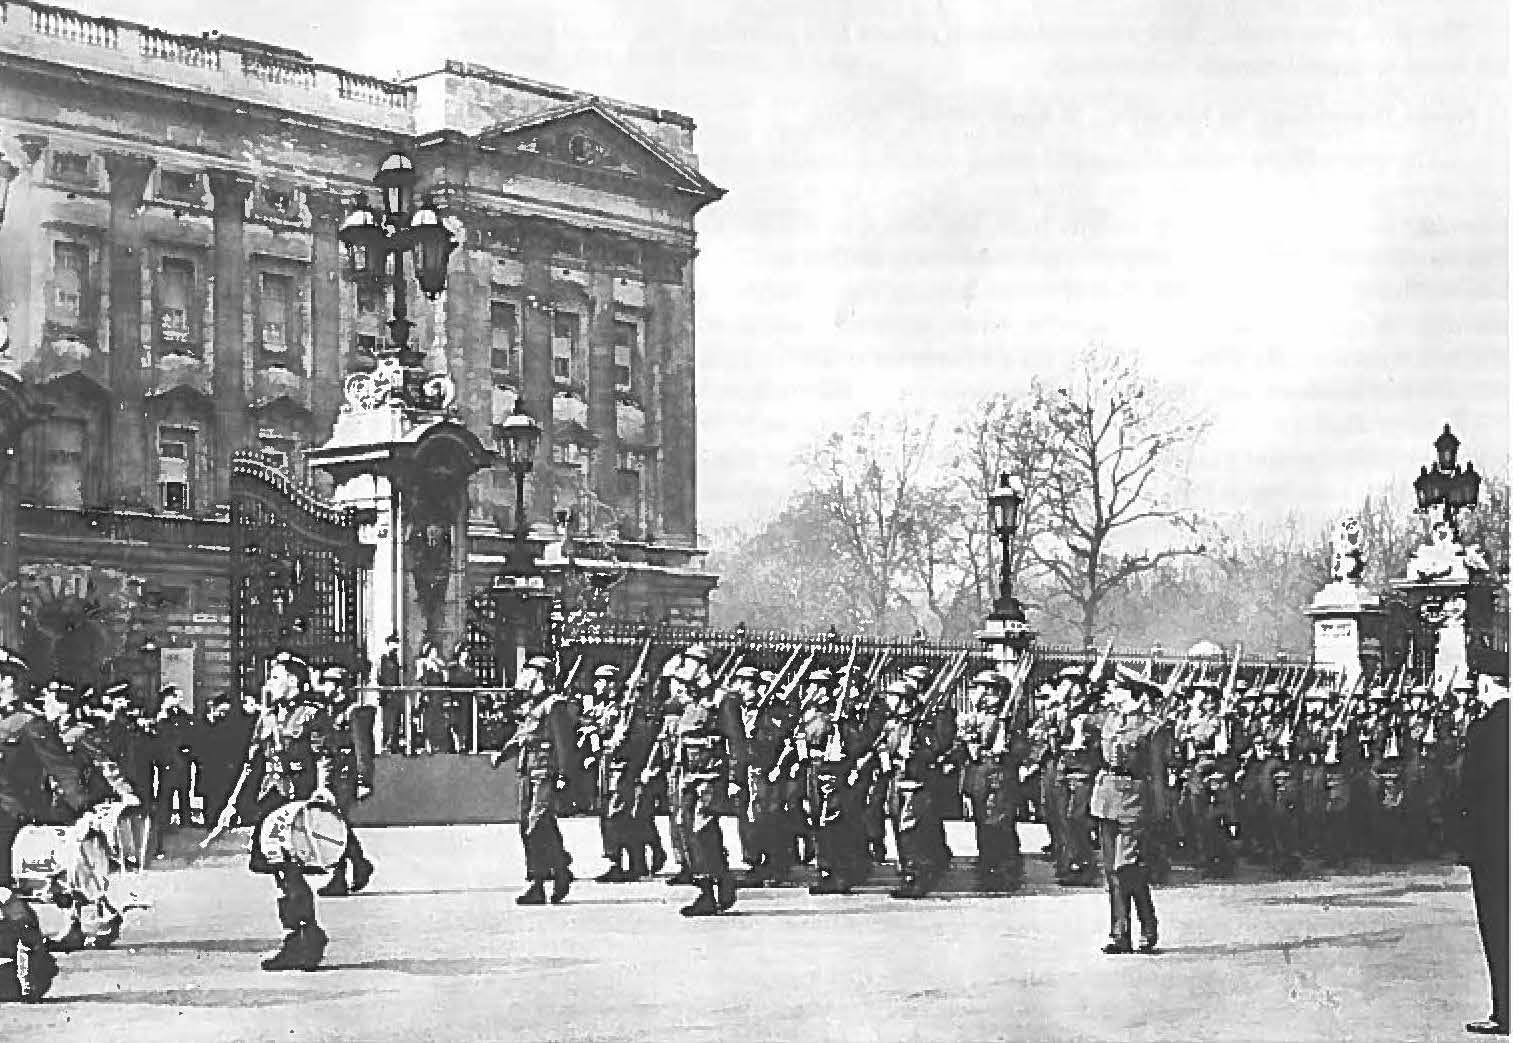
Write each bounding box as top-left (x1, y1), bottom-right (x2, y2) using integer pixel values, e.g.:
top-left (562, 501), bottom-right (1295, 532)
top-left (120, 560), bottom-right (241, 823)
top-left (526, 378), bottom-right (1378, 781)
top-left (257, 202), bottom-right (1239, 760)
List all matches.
top-left (48, 241), bottom-right (90, 330)
top-left (49, 150), bottom-right (93, 185)
top-left (40, 417), bottom-right (88, 509)
top-left (157, 426), bottom-right (197, 512)
top-left (258, 272), bottom-right (298, 368)
top-left (354, 333), bottom-right (380, 363)
top-left (490, 297), bottom-right (519, 387)
top-left (157, 169), bottom-right (203, 205)
top-left (613, 320), bottom-right (638, 392)
top-left (156, 257), bottom-right (197, 353)
top-left (551, 310), bottom-right (578, 383)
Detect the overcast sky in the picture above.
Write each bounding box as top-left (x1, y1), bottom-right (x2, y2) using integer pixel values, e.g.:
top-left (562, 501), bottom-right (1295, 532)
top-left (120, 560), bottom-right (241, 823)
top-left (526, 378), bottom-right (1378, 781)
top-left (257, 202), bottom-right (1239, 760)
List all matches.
top-left (103, 0), bottom-right (1510, 537)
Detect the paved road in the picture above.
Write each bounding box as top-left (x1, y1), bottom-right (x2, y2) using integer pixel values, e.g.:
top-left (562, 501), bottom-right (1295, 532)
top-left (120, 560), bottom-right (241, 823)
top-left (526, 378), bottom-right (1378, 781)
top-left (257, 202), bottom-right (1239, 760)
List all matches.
top-left (7, 820), bottom-right (1490, 1043)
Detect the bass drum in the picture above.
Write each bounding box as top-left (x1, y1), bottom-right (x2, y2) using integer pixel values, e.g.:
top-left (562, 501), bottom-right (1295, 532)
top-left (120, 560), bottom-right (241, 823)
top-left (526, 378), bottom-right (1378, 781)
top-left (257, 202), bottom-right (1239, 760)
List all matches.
top-left (257, 800), bottom-right (348, 872)
top-left (85, 801), bottom-right (153, 873)
top-left (11, 824), bottom-right (112, 905)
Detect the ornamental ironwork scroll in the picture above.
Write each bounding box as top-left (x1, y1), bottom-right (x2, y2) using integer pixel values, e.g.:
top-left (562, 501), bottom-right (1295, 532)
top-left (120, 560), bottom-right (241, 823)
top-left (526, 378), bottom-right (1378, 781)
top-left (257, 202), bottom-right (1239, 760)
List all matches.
top-left (229, 451), bottom-right (373, 702)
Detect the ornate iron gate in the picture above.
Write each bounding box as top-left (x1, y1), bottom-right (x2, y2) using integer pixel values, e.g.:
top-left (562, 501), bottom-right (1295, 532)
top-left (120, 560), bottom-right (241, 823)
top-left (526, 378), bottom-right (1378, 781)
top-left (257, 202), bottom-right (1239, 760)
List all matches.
top-left (229, 452), bottom-right (372, 701)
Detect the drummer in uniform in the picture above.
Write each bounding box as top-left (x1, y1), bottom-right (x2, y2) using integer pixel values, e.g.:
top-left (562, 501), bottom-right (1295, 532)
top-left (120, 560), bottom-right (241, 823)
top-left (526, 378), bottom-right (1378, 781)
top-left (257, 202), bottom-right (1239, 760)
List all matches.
top-left (505, 656), bottom-right (577, 906)
top-left (42, 682), bottom-right (140, 951)
top-left (314, 666), bottom-right (375, 899)
top-left (215, 652), bottom-right (341, 972)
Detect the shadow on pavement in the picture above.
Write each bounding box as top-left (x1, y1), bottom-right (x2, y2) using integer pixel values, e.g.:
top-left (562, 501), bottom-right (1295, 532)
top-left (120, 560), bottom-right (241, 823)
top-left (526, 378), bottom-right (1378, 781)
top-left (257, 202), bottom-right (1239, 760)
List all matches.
top-left (1261, 880), bottom-right (1471, 907)
top-left (50, 987), bottom-right (367, 1008)
top-left (318, 954), bottom-right (591, 976)
top-left (1158, 927), bottom-right (1406, 958)
top-left (114, 937), bottom-right (278, 954)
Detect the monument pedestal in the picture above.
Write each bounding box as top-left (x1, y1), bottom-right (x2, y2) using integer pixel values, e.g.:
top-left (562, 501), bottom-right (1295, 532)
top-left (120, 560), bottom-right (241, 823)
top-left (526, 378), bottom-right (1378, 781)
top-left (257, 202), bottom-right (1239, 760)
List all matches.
top-left (1306, 581), bottom-right (1385, 686)
top-left (308, 403), bottom-right (493, 668)
top-left (976, 612), bottom-right (1036, 670)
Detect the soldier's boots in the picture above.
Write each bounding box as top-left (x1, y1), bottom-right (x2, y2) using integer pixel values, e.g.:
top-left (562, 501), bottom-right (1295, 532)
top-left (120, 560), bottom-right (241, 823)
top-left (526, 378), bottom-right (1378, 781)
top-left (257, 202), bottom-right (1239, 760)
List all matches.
top-left (665, 868), bottom-right (696, 887)
top-left (679, 879), bottom-right (721, 917)
top-left (86, 915), bottom-right (123, 950)
top-left (715, 873), bottom-right (738, 911)
top-left (47, 920), bottom-right (87, 954)
top-left (595, 856), bottom-right (630, 884)
top-left (261, 924), bottom-right (327, 972)
top-left (648, 842), bottom-right (668, 876)
top-left (625, 847), bottom-right (650, 882)
top-left (808, 871), bottom-right (851, 896)
top-left (317, 866), bottom-right (350, 898)
top-left (1102, 938), bottom-right (1134, 955)
top-left (516, 881), bottom-right (548, 906)
top-left (550, 867), bottom-right (574, 905)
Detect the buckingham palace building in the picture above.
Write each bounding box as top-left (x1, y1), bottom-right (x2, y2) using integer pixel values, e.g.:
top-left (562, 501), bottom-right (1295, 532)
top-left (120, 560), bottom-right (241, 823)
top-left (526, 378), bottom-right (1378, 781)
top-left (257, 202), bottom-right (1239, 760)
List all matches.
top-left (0, 1), bottom-right (723, 705)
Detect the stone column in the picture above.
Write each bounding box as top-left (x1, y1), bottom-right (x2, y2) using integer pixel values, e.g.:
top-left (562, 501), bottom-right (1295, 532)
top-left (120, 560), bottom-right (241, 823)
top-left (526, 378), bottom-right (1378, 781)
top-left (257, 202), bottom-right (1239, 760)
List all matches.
top-left (0, 136), bottom-right (47, 360)
top-left (518, 220), bottom-right (555, 533)
top-left (0, 369), bottom-right (48, 648)
top-left (649, 245), bottom-right (696, 546)
top-left (307, 189), bottom-right (345, 436)
top-left (103, 152), bottom-right (154, 506)
top-left (442, 231), bottom-right (492, 522)
top-left (208, 170), bottom-right (254, 505)
top-left (585, 236), bottom-right (619, 528)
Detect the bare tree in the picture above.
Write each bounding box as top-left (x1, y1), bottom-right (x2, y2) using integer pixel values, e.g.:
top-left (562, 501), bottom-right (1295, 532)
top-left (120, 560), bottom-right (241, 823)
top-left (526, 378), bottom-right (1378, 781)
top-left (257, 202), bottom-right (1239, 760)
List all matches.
top-left (1027, 347), bottom-right (1209, 642)
top-left (804, 410), bottom-right (940, 634)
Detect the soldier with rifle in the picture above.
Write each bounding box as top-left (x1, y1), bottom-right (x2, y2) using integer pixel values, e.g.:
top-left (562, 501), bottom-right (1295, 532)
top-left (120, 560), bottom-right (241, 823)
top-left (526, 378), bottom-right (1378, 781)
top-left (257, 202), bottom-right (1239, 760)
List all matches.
top-left (643, 661), bottom-right (694, 885)
top-left (499, 656), bottom-right (577, 906)
top-left (1175, 681), bottom-right (1239, 878)
top-left (1057, 663), bottom-right (1106, 888)
top-left (740, 651), bottom-right (808, 886)
top-left (597, 645), bottom-right (665, 882)
top-left (882, 654), bottom-right (965, 899)
top-left (958, 663), bottom-right (1031, 890)
top-left (667, 644), bottom-right (746, 917)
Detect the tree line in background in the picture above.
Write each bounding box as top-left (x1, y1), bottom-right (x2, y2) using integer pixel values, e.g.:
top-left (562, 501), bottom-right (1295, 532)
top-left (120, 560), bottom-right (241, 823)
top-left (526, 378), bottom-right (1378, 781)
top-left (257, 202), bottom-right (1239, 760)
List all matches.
top-left (707, 347), bottom-right (1509, 652)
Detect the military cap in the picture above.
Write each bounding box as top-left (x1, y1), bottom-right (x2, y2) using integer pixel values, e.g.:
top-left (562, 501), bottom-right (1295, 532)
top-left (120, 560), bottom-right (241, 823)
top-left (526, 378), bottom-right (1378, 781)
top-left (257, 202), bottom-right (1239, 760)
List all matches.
top-left (682, 643), bottom-right (712, 663)
top-left (885, 678), bottom-right (916, 697)
top-left (970, 669), bottom-right (1009, 688)
top-left (660, 654), bottom-right (686, 678)
top-left (593, 664), bottom-right (621, 679)
top-left (1259, 683), bottom-right (1283, 698)
top-left (1232, 678), bottom-right (1252, 692)
top-left (759, 670), bottom-right (778, 686)
top-left (806, 668), bottom-right (837, 685)
top-left (903, 665), bottom-right (933, 684)
top-left (1055, 666), bottom-right (1086, 684)
top-left (1407, 684), bottom-right (1432, 697)
top-left (1192, 680), bottom-right (1222, 693)
top-left (732, 665), bottom-right (763, 681)
top-left (320, 665), bottom-right (349, 682)
top-left (105, 681), bottom-right (132, 699)
top-left (524, 655), bottom-right (554, 671)
top-left (0, 647), bottom-right (28, 678)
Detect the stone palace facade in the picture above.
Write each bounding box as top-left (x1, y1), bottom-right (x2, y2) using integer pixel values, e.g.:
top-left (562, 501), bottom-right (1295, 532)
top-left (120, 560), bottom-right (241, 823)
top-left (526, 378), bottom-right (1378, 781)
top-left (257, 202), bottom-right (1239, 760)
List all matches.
top-left (0, 1), bottom-right (723, 704)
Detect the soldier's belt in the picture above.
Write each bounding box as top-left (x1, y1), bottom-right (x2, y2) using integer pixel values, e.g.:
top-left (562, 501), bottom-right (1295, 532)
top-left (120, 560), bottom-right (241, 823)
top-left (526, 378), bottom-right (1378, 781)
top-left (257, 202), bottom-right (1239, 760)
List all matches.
top-left (681, 736), bottom-right (720, 747)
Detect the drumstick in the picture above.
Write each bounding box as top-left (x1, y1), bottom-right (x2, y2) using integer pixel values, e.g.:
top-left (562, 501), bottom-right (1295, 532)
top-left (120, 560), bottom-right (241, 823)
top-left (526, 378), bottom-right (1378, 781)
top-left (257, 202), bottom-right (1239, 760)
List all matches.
top-left (201, 757), bottom-right (255, 849)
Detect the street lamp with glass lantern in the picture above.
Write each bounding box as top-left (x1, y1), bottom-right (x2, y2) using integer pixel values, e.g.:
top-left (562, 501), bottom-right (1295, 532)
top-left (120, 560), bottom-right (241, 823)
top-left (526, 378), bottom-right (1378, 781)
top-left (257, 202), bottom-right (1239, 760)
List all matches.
top-left (338, 149), bottom-right (456, 392)
top-left (978, 471), bottom-right (1035, 666)
top-left (492, 403), bottom-right (542, 578)
top-left (1413, 424), bottom-right (1482, 538)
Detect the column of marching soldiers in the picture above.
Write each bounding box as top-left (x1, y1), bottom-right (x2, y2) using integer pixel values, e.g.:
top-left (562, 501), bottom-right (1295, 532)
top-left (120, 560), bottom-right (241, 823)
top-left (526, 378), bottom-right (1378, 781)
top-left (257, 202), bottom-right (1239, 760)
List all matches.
top-left (539, 641), bottom-right (1474, 914)
top-left (0, 633), bottom-right (1488, 993)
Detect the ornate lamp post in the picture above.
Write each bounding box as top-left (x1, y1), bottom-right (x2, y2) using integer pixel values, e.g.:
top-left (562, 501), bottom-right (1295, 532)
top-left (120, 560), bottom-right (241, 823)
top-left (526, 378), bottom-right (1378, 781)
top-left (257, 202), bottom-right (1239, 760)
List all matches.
top-left (1413, 424), bottom-right (1482, 538)
top-left (493, 403), bottom-right (542, 579)
top-left (978, 472), bottom-right (1036, 667)
top-left (338, 149), bottom-right (456, 408)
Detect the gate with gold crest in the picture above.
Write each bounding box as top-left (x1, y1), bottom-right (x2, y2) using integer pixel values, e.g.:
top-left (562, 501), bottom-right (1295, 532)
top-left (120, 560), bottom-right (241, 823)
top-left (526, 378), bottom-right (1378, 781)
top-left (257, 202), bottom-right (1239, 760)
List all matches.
top-left (229, 452), bottom-right (373, 701)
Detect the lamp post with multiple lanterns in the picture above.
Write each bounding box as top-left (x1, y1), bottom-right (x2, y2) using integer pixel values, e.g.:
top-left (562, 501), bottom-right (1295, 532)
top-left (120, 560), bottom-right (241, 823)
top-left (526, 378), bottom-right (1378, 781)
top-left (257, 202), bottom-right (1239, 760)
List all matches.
top-left (1412, 423), bottom-right (1483, 537)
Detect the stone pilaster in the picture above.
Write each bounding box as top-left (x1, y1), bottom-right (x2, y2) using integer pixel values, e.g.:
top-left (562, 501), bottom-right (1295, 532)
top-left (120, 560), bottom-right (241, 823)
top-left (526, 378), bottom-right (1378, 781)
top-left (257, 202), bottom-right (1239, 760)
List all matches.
top-left (442, 236), bottom-right (492, 521)
top-left (585, 237), bottom-right (619, 528)
top-left (518, 220), bottom-right (554, 534)
top-left (648, 245), bottom-right (696, 546)
top-left (307, 189), bottom-right (346, 436)
top-left (0, 367), bottom-right (49, 648)
top-left (208, 170), bottom-right (254, 505)
top-left (102, 152), bottom-right (155, 506)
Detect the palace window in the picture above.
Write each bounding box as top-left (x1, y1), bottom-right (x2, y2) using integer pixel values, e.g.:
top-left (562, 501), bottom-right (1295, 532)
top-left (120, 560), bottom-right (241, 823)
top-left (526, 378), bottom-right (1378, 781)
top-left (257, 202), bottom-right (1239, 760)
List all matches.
top-left (613, 320), bottom-right (638, 392)
top-left (354, 333), bottom-right (379, 361)
top-left (49, 241), bottom-right (90, 329)
top-left (49, 151), bottom-right (92, 184)
top-left (41, 418), bottom-right (87, 509)
top-left (258, 273), bottom-right (294, 361)
top-left (157, 426), bottom-right (197, 513)
top-left (490, 298), bottom-right (519, 386)
top-left (551, 311), bottom-right (578, 383)
top-left (157, 170), bottom-right (202, 203)
top-left (356, 281), bottom-right (380, 316)
top-left (157, 257), bottom-right (196, 351)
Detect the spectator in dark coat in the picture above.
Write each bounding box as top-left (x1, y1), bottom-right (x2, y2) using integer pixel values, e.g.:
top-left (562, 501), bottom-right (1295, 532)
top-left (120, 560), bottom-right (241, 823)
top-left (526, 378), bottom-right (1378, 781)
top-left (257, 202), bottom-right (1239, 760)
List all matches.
top-left (196, 694), bottom-right (253, 830)
top-left (1458, 675), bottom-right (1509, 1036)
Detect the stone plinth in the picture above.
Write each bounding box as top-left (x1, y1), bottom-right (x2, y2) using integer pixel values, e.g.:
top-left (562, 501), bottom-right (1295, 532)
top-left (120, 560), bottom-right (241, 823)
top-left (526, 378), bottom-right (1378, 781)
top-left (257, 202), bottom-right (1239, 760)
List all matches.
top-left (976, 613), bottom-right (1037, 669)
top-left (1306, 581), bottom-right (1386, 685)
